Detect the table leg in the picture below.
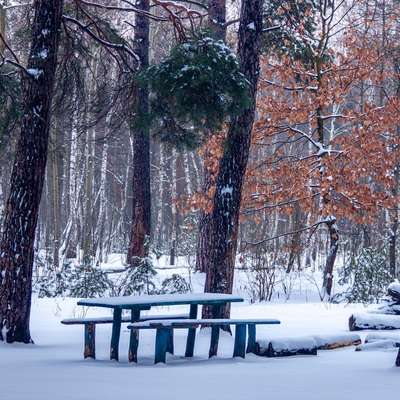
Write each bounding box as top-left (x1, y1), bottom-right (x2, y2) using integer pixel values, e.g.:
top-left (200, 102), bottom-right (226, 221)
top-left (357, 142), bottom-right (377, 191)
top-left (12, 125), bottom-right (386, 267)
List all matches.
top-left (110, 308), bottom-right (122, 361)
top-left (84, 322), bottom-right (96, 359)
top-left (129, 309), bottom-right (141, 363)
top-left (155, 328), bottom-right (171, 364)
top-left (233, 324), bottom-right (246, 358)
top-left (185, 304), bottom-right (198, 357)
top-left (246, 324), bottom-right (256, 353)
top-left (209, 305), bottom-right (222, 358)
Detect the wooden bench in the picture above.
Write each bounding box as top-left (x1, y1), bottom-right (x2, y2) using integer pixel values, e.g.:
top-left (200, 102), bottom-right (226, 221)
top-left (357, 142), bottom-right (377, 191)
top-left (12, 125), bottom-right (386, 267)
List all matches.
top-left (61, 313), bottom-right (189, 359)
top-left (127, 318), bottom-right (281, 364)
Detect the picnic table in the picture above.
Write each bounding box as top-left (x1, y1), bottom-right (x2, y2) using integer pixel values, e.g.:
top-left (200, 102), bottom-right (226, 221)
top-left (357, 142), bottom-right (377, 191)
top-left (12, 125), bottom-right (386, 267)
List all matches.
top-left (76, 292), bottom-right (244, 362)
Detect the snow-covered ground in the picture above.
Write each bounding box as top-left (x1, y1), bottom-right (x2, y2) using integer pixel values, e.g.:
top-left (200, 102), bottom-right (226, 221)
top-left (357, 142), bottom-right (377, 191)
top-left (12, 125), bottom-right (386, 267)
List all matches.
top-left (1, 260), bottom-right (399, 399)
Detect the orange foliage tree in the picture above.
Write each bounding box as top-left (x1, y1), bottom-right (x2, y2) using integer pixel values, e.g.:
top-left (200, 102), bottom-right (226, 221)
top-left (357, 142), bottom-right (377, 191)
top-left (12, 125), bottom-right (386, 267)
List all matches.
top-left (242, 0), bottom-right (400, 297)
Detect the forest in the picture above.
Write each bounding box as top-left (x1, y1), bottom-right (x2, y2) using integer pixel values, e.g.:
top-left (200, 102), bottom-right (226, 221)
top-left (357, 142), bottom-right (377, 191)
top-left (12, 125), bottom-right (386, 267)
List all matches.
top-left (0, 0), bottom-right (399, 343)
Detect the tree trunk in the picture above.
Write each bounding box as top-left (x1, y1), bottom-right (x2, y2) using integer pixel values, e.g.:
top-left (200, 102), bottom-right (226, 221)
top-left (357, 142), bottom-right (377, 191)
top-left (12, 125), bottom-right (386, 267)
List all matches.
top-left (0, 0), bottom-right (6, 55)
top-left (0, 0), bottom-right (63, 343)
top-left (203, 0), bottom-right (264, 319)
top-left (389, 143), bottom-right (399, 278)
top-left (126, 0), bottom-right (151, 266)
top-left (94, 133), bottom-right (109, 265)
top-left (82, 53), bottom-right (98, 262)
top-left (322, 217), bottom-right (339, 298)
top-left (195, 0), bottom-right (226, 273)
top-left (50, 127), bottom-right (60, 270)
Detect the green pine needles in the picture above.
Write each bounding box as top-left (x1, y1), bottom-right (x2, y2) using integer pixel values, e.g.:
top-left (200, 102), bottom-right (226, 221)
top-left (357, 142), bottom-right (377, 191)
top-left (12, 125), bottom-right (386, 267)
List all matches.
top-left (139, 33), bottom-right (251, 150)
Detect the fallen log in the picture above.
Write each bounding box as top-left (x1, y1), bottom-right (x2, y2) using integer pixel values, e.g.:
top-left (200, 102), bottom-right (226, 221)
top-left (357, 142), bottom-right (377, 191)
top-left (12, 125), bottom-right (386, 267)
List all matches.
top-left (387, 282), bottom-right (400, 301)
top-left (349, 313), bottom-right (400, 331)
top-left (311, 333), bottom-right (361, 350)
top-left (355, 339), bottom-right (400, 351)
top-left (256, 337), bottom-right (317, 357)
top-left (364, 332), bottom-right (400, 343)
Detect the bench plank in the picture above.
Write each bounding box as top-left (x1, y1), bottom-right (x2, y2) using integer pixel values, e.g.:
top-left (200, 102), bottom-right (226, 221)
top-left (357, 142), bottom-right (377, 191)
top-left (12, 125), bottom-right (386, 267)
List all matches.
top-left (128, 318), bottom-right (281, 363)
top-left (61, 313), bottom-right (190, 360)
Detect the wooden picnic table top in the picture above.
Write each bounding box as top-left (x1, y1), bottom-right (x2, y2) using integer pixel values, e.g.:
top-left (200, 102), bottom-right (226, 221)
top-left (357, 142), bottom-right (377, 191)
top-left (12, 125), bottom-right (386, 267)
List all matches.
top-left (76, 292), bottom-right (244, 362)
top-left (77, 292), bottom-right (244, 309)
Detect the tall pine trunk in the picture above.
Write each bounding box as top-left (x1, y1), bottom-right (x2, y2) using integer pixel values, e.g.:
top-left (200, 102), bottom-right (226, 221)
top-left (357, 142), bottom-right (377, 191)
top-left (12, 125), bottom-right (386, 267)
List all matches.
top-left (203, 0), bottom-right (264, 319)
top-left (195, 0), bottom-right (227, 273)
top-left (126, 0), bottom-right (151, 266)
top-left (0, 0), bottom-right (63, 343)
top-left (0, 1), bottom-right (6, 55)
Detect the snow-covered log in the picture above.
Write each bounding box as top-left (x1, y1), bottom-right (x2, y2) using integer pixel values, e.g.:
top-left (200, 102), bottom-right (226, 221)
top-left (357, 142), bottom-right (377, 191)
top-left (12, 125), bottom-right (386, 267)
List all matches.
top-left (388, 282), bottom-right (400, 300)
top-left (355, 340), bottom-right (400, 351)
top-left (256, 337), bottom-right (317, 357)
top-left (364, 332), bottom-right (400, 343)
top-left (373, 282), bottom-right (400, 315)
top-left (311, 333), bottom-right (361, 349)
top-left (349, 313), bottom-right (400, 331)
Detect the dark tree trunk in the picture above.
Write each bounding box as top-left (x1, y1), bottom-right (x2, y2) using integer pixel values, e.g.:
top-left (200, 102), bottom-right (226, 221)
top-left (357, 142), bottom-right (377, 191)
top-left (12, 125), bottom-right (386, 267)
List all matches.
top-left (208, 0), bottom-right (226, 39)
top-left (322, 217), bottom-right (339, 298)
top-left (126, 0), bottom-right (151, 266)
top-left (195, 157), bottom-right (213, 273)
top-left (203, 0), bottom-right (264, 319)
top-left (389, 164), bottom-right (399, 278)
top-left (195, 0), bottom-right (226, 273)
top-left (0, 0), bottom-right (63, 343)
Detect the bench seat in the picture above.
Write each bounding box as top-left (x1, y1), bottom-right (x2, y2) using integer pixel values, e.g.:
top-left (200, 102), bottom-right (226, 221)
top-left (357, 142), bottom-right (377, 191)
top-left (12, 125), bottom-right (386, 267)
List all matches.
top-left (128, 318), bottom-right (281, 363)
top-left (61, 313), bottom-right (189, 359)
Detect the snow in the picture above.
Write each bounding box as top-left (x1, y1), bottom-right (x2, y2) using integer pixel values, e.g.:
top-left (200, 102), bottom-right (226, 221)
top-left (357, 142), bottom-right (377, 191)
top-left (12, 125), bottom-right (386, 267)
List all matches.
top-left (259, 336), bottom-right (317, 352)
top-left (0, 264), bottom-right (399, 399)
top-left (27, 68), bottom-right (44, 80)
top-left (389, 281), bottom-right (400, 294)
top-left (350, 313), bottom-right (400, 329)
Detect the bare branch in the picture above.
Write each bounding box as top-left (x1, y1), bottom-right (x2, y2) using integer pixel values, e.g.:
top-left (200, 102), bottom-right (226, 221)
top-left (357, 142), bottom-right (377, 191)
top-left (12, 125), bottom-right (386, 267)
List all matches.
top-left (62, 15), bottom-right (139, 67)
top-left (240, 221), bottom-right (325, 249)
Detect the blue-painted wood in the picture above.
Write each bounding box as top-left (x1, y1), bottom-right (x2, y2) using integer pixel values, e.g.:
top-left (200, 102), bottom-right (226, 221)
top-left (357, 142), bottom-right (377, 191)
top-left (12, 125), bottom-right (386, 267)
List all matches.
top-left (73, 293), bottom-right (245, 362)
top-left (77, 293), bottom-right (244, 309)
top-left (129, 328), bottom-right (139, 363)
top-left (246, 324), bottom-right (256, 353)
top-left (128, 318), bottom-right (281, 364)
top-left (209, 325), bottom-right (220, 357)
top-left (128, 309), bottom-right (141, 363)
top-left (84, 322), bottom-right (96, 359)
top-left (155, 328), bottom-right (171, 364)
top-left (209, 305), bottom-right (222, 358)
top-left (185, 304), bottom-right (198, 357)
top-left (233, 324), bottom-right (246, 358)
top-left (110, 308), bottom-right (122, 361)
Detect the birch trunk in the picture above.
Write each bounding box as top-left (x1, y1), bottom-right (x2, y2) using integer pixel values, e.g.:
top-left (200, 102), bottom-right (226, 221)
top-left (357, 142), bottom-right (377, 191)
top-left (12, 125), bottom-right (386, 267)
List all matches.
top-left (82, 54), bottom-right (99, 262)
top-left (50, 127), bottom-right (60, 270)
top-left (61, 98), bottom-right (80, 260)
top-left (94, 130), bottom-right (109, 265)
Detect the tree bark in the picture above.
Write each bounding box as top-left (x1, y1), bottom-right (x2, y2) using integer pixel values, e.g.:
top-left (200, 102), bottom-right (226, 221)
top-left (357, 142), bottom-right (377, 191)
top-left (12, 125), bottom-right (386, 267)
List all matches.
top-left (0, 0), bottom-right (63, 343)
top-left (126, 0), bottom-right (151, 266)
top-left (322, 217), bottom-right (339, 298)
top-left (195, 0), bottom-right (227, 273)
top-left (0, 0), bottom-right (6, 55)
top-left (203, 0), bottom-right (264, 319)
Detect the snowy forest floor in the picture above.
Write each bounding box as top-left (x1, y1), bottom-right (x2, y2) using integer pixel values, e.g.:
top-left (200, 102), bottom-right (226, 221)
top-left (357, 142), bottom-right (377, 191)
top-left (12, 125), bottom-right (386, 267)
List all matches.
top-left (1, 257), bottom-right (399, 399)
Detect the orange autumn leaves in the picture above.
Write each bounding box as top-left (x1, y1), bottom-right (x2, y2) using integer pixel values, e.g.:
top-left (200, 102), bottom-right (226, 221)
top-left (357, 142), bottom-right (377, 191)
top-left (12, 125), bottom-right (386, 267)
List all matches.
top-left (188, 9), bottom-right (400, 231)
top-left (246, 27), bottom-right (400, 225)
